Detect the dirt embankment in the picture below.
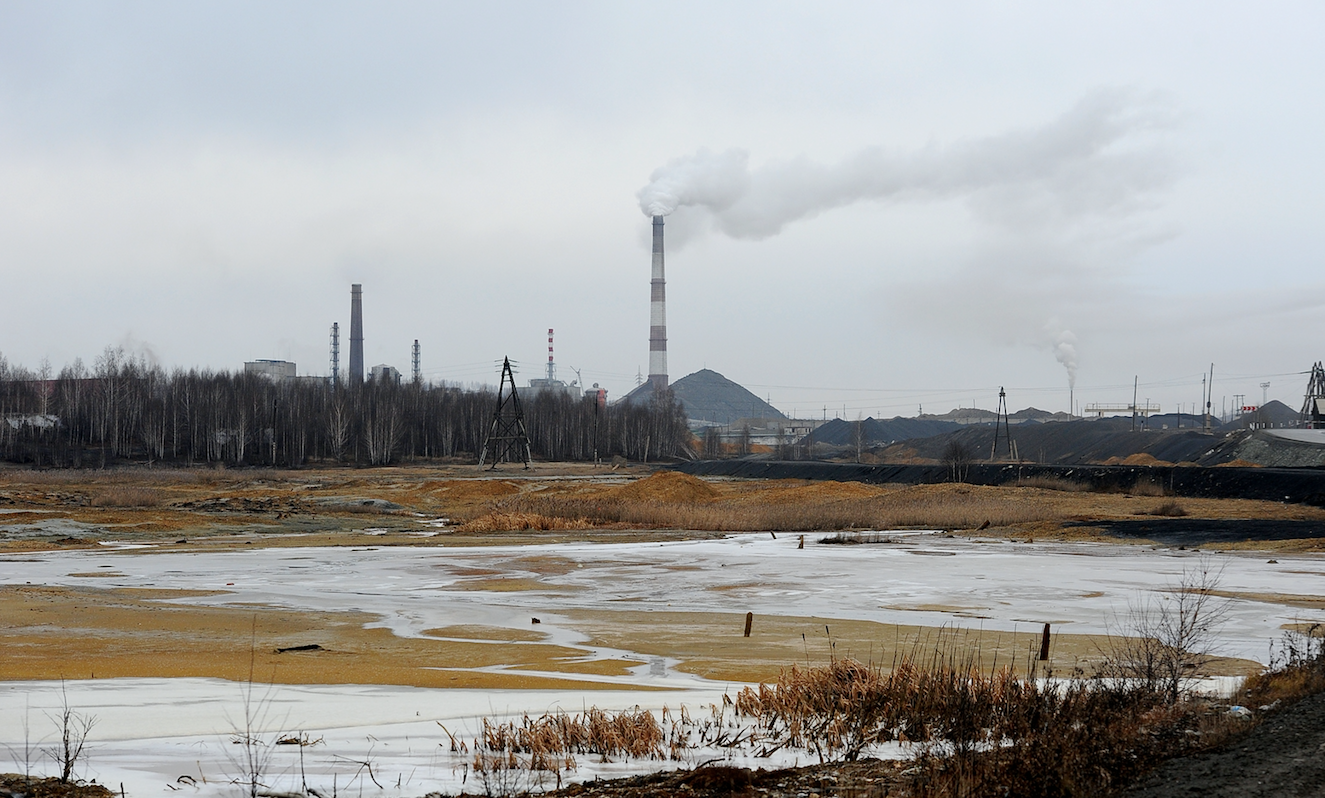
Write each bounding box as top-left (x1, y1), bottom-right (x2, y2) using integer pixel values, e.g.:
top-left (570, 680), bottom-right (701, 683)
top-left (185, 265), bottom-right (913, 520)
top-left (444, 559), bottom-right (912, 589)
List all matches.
top-left (8, 463), bottom-right (1325, 552)
top-left (1124, 690), bottom-right (1325, 798)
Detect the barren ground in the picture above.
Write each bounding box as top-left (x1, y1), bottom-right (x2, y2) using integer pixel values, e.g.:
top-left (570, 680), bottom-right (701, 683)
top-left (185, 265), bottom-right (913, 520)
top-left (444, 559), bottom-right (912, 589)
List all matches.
top-left (3, 463), bottom-right (1324, 796)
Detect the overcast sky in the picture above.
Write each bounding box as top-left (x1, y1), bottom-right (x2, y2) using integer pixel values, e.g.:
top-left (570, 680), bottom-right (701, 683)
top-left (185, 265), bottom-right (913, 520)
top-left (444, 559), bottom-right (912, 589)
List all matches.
top-left (2, 2), bottom-right (1323, 418)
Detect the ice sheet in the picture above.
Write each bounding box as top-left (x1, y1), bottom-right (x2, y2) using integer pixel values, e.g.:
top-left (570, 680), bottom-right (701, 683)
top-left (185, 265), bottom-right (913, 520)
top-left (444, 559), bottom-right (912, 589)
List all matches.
top-left (3, 532), bottom-right (1322, 796)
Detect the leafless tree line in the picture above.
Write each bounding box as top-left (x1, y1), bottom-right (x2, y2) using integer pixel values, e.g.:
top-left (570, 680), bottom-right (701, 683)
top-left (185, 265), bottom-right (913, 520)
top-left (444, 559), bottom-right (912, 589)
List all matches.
top-left (0, 348), bottom-right (689, 468)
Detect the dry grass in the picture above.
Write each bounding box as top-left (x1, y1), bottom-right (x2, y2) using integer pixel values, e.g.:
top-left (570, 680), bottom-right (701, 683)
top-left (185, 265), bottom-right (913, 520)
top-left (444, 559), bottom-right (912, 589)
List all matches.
top-left (495, 482), bottom-right (1063, 533)
top-left (0, 467), bottom-right (268, 487)
top-left (462, 645), bottom-right (1306, 797)
top-left (1242, 625), bottom-right (1325, 707)
top-left (1129, 478), bottom-right (1170, 497)
top-left (88, 486), bottom-right (166, 507)
top-left (7, 465), bottom-right (1325, 552)
top-left (1014, 475), bottom-right (1092, 492)
top-left (457, 511), bottom-right (592, 533)
top-left (732, 656), bottom-right (1232, 797)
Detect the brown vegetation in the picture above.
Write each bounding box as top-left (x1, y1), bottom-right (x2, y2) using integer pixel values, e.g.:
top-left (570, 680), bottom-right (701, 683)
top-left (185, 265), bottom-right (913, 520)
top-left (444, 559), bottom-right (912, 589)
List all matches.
top-left (0, 776), bottom-right (113, 798)
top-left (5, 465), bottom-right (1325, 553)
top-left (458, 511), bottom-right (592, 533)
top-left (1013, 475), bottom-right (1092, 492)
top-left (1149, 499), bottom-right (1188, 517)
top-left (87, 485), bottom-right (165, 507)
top-left (490, 638), bottom-right (1325, 798)
top-left (498, 481), bottom-right (1066, 532)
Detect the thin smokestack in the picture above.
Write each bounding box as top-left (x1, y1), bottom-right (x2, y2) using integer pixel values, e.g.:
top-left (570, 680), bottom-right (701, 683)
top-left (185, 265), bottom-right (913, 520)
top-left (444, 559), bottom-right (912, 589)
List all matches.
top-left (349, 283), bottom-right (364, 383)
top-left (648, 215), bottom-right (667, 390)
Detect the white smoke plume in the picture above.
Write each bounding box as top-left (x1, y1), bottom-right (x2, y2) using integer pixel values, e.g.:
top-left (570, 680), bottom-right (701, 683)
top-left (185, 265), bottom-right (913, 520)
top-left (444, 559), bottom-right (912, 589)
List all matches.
top-left (1046, 322), bottom-right (1079, 390)
top-left (637, 88), bottom-right (1175, 240)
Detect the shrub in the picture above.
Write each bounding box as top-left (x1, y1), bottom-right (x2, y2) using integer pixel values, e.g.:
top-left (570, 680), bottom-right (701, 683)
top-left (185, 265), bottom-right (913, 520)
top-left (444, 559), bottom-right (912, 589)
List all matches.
top-left (1149, 499), bottom-right (1188, 517)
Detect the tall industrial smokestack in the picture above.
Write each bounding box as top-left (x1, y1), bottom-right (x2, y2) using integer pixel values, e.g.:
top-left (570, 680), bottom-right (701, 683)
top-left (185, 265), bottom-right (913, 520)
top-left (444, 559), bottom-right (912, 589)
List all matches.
top-left (546, 328), bottom-right (556, 382)
top-left (647, 215), bottom-right (668, 391)
top-left (349, 283), bottom-right (364, 383)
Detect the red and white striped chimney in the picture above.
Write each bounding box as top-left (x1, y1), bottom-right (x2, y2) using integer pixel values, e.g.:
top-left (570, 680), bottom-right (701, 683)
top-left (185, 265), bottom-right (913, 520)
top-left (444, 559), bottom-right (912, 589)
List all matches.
top-left (647, 215), bottom-right (668, 390)
top-left (546, 328), bottom-right (555, 382)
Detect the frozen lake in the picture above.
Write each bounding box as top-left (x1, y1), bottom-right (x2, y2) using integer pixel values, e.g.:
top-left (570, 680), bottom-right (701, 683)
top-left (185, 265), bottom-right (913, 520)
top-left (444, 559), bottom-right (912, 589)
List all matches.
top-left (2, 532), bottom-right (1323, 795)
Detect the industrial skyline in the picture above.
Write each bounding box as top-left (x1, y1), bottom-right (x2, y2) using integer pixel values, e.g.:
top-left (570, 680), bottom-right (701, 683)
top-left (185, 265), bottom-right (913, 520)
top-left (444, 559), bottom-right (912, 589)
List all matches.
top-left (1, 3), bottom-right (1323, 417)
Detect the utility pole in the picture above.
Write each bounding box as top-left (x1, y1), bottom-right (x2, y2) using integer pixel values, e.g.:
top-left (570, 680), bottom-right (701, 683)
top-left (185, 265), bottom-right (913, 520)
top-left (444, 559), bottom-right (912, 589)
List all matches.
top-left (1132, 376), bottom-right (1138, 433)
top-left (1203, 371), bottom-right (1213, 429)
top-left (1204, 363), bottom-right (1214, 433)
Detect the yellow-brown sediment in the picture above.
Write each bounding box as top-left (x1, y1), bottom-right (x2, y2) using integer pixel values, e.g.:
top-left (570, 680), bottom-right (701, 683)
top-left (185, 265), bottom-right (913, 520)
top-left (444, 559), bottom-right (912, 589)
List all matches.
top-left (0, 584), bottom-right (646, 689)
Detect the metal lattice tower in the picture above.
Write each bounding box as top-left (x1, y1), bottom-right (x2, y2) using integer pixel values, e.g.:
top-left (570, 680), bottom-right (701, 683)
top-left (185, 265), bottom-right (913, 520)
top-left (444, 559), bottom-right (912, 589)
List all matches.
top-left (1302, 362), bottom-right (1325, 428)
top-left (412, 339), bottom-right (421, 383)
top-left (329, 323), bottom-right (340, 387)
top-left (478, 357), bottom-right (532, 469)
top-left (991, 387), bottom-right (1018, 461)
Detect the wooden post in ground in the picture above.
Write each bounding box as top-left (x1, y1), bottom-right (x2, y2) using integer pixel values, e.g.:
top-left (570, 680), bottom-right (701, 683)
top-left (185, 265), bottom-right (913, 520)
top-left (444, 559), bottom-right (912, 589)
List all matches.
top-left (1040, 623), bottom-right (1052, 661)
top-left (744, 612), bottom-right (753, 638)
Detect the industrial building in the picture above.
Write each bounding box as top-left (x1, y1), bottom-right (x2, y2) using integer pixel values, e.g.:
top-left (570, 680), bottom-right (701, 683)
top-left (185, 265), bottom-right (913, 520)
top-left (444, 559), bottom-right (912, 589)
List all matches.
top-left (370, 364), bottom-right (401, 383)
top-left (244, 360), bottom-right (297, 380)
top-left (527, 328), bottom-right (589, 399)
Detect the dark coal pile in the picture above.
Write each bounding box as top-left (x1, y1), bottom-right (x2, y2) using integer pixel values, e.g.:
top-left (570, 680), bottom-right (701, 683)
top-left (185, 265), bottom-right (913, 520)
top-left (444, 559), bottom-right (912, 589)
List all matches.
top-left (874, 418), bottom-right (1229, 466)
top-left (675, 460), bottom-right (1325, 506)
top-left (1074, 518), bottom-right (1325, 546)
top-left (809, 416), bottom-right (964, 445)
top-left (621, 368), bottom-right (784, 425)
top-left (1225, 398), bottom-right (1301, 430)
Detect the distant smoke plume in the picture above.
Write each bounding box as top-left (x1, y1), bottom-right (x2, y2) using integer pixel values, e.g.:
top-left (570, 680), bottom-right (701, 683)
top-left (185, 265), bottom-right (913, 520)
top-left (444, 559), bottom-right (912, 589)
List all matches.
top-left (637, 88), bottom-right (1175, 240)
top-left (1047, 322), bottom-right (1079, 390)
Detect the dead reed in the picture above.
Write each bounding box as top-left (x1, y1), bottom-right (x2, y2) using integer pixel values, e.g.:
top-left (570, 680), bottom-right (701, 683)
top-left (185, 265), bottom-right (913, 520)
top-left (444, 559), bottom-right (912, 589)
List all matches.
top-left (817, 532), bottom-right (900, 545)
top-left (1242, 625), bottom-right (1325, 707)
top-left (88, 486), bottom-right (166, 507)
top-left (453, 634), bottom-right (1325, 797)
top-left (463, 707), bottom-right (675, 792)
top-left (1014, 475), bottom-right (1092, 492)
top-left (456, 511), bottom-right (592, 533)
top-left (1129, 479), bottom-right (1170, 497)
top-left (492, 487), bottom-right (1060, 533)
top-left (0, 467), bottom-right (220, 486)
top-left (734, 656), bottom-right (1224, 797)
